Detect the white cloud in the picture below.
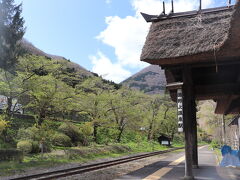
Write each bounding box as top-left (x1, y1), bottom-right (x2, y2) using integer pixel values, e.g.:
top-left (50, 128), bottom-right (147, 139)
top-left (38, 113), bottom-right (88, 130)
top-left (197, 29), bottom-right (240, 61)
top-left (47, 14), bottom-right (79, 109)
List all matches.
top-left (92, 0), bottom-right (214, 83)
top-left (97, 0), bottom-right (214, 66)
top-left (90, 51), bottom-right (131, 83)
top-left (97, 15), bottom-right (149, 68)
top-left (105, 0), bottom-right (112, 5)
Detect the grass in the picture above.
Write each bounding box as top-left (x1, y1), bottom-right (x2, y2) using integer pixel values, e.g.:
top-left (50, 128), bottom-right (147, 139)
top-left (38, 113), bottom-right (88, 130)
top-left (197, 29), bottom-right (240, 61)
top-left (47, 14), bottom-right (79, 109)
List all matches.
top-left (124, 141), bottom-right (169, 153)
top-left (0, 141), bottom-right (184, 177)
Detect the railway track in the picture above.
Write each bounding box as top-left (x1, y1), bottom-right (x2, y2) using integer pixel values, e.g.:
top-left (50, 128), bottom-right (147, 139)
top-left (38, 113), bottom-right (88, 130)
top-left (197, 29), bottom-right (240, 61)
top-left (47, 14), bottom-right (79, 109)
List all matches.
top-left (9, 147), bottom-right (183, 180)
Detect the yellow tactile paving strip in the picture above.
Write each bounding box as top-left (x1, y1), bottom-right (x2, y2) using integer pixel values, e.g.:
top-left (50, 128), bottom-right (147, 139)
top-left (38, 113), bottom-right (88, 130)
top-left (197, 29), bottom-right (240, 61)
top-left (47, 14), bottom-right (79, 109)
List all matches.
top-left (142, 146), bottom-right (207, 180)
top-left (142, 156), bottom-right (185, 180)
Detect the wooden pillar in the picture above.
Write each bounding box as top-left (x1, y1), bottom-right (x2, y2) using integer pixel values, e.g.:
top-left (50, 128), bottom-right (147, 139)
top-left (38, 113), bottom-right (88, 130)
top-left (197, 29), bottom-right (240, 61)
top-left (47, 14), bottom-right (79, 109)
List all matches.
top-left (192, 101), bottom-right (198, 169)
top-left (238, 117), bottom-right (240, 150)
top-left (182, 66), bottom-right (194, 180)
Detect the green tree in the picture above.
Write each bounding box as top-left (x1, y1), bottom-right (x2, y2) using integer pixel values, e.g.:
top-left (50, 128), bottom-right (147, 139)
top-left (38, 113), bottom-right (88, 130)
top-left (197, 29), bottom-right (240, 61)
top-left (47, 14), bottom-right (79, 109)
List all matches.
top-left (158, 96), bottom-right (177, 139)
top-left (197, 101), bottom-right (220, 139)
top-left (16, 55), bottom-right (76, 125)
top-left (0, 0), bottom-right (25, 72)
top-left (141, 95), bottom-right (177, 141)
top-left (196, 100), bottom-right (233, 144)
top-left (107, 88), bottom-right (144, 143)
top-left (27, 74), bottom-right (75, 125)
top-left (156, 104), bottom-right (177, 140)
top-left (75, 77), bottom-right (113, 143)
top-left (0, 0), bottom-right (25, 120)
top-left (144, 95), bottom-right (163, 140)
top-left (0, 70), bottom-right (22, 116)
top-left (0, 55), bottom-right (61, 118)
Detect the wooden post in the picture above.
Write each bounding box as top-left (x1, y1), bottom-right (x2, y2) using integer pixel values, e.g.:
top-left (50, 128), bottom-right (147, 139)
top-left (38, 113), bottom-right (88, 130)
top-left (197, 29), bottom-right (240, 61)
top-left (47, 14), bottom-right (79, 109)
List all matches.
top-left (182, 66), bottom-right (194, 180)
top-left (238, 117), bottom-right (240, 150)
top-left (192, 100), bottom-right (198, 169)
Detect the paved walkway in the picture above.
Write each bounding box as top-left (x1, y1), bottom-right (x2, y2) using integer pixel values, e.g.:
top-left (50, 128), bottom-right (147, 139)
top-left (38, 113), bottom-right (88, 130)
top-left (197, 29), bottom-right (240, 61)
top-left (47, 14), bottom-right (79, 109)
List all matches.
top-left (116, 146), bottom-right (240, 180)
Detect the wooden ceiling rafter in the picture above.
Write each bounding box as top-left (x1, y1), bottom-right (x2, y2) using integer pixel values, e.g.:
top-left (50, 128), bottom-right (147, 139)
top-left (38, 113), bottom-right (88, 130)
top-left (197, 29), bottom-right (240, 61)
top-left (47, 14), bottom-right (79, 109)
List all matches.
top-left (165, 62), bottom-right (240, 114)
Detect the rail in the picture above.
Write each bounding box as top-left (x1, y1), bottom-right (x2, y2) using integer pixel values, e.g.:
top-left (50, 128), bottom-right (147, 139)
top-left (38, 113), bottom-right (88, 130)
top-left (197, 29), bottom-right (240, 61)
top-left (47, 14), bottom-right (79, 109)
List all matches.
top-left (9, 147), bottom-right (184, 180)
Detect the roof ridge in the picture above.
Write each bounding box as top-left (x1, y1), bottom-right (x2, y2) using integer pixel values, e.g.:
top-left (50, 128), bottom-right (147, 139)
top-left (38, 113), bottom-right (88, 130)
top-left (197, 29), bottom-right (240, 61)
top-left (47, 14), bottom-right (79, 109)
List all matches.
top-left (141, 5), bottom-right (235, 23)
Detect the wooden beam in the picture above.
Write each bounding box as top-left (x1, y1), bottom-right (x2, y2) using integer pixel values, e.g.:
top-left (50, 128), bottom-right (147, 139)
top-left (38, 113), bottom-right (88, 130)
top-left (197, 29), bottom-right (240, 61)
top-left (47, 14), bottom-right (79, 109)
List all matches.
top-left (215, 97), bottom-right (233, 114)
top-left (225, 96), bottom-right (240, 114)
top-left (171, 89), bottom-right (239, 102)
top-left (195, 83), bottom-right (240, 97)
top-left (165, 69), bottom-right (178, 83)
top-left (196, 94), bottom-right (230, 101)
top-left (161, 58), bottom-right (240, 70)
top-left (145, 51), bottom-right (240, 67)
top-left (166, 82), bottom-right (183, 90)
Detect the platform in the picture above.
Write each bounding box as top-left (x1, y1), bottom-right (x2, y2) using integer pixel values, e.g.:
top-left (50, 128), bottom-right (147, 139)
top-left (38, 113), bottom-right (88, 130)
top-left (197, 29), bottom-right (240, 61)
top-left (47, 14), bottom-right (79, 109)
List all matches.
top-left (116, 146), bottom-right (240, 180)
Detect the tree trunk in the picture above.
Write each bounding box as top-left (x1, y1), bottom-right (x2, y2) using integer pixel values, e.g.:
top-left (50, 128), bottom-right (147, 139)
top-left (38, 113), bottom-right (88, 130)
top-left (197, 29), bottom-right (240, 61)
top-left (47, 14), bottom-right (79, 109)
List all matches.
top-left (117, 127), bottom-right (124, 143)
top-left (147, 119), bottom-right (154, 141)
top-left (164, 107), bottom-right (169, 119)
top-left (171, 132), bottom-right (175, 141)
top-left (93, 123), bottom-right (98, 143)
top-left (6, 97), bottom-right (12, 118)
top-left (38, 109), bottom-right (46, 126)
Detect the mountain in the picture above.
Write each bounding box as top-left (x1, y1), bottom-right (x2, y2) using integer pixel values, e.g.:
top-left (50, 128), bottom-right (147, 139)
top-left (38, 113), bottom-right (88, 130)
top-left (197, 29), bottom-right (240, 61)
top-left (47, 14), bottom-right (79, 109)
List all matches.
top-left (20, 39), bottom-right (123, 89)
top-left (122, 65), bottom-right (166, 94)
top-left (21, 40), bottom-right (166, 93)
top-left (21, 39), bottom-right (93, 77)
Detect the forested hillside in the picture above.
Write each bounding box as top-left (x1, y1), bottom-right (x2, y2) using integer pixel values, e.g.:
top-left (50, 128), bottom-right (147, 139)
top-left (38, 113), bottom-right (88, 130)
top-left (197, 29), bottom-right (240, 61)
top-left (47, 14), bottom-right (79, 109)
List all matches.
top-left (0, 54), bottom-right (179, 153)
top-left (21, 39), bottom-right (94, 78)
top-left (122, 65), bottom-right (166, 94)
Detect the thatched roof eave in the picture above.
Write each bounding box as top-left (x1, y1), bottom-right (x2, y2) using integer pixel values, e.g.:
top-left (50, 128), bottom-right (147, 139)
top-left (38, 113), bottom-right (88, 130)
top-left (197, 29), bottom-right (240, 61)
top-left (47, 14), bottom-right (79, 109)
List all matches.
top-left (141, 2), bottom-right (240, 66)
top-left (141, 51), bottom-right (240, 67)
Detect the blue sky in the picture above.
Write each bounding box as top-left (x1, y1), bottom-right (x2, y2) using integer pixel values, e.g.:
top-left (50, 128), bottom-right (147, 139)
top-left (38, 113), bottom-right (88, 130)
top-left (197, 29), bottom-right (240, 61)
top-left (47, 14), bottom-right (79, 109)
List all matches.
top-left (15, 0), bottom-right (234, 83)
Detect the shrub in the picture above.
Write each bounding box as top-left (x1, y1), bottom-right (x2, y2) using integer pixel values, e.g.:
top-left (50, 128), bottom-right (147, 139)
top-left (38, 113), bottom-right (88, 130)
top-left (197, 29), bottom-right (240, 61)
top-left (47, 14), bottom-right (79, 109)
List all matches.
top-left (96, 127), bottom-right (118, 144)
top-left (31, 141), bottom-right (40, 153)
top-left (121, 130), bottom-right (144, 143)
top-left (79, 122), bottom-right (94, 146)
top-left (0, 149), bottom-right (23, 162)
top-left (211, 140), bottom-right (220, 149)
top-left (0, 138), bottom-right (13, 149)
top-left (17, 126), bottom-right (39, 141)
top-left (58, 123), bottom-right (83, 144)
top-left (80, 122), bottom-right (93, 137)
top-left (52, 133), bottom-right (72, 147)
top-left (2, 128), bottom-right (17, 144)
top-left (173, 134), bottom-right (184, 144)
top-left (17, 140), bottom-right (32, 154)
top-left (17, 126), bottom-right (53, 152)
top-left (0, 115), bottom-right (8, 135)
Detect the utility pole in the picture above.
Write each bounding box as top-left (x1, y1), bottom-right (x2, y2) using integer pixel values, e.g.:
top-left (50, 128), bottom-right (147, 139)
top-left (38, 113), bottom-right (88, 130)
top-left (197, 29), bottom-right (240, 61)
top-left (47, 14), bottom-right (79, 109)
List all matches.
top-left (222, 115), bottom-right (226, 145)
top-left (227, 0), bottom-right (231, 7)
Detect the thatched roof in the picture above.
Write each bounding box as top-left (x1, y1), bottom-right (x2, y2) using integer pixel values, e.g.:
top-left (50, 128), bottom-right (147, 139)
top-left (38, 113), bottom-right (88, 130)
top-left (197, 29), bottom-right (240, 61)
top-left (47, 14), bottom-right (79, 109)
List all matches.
top-left (141, 3), bottom-right (240, 65)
